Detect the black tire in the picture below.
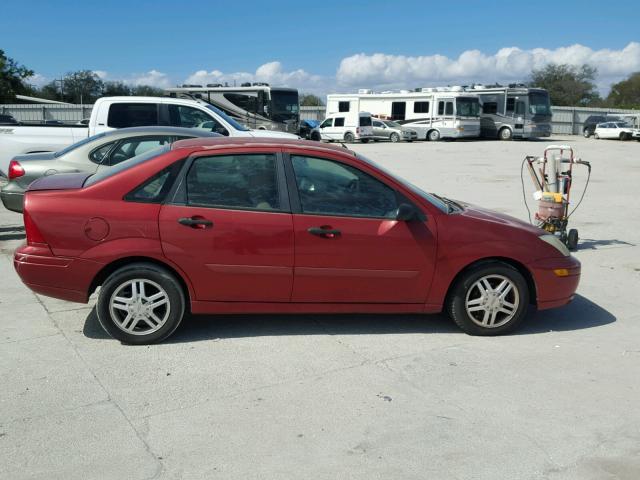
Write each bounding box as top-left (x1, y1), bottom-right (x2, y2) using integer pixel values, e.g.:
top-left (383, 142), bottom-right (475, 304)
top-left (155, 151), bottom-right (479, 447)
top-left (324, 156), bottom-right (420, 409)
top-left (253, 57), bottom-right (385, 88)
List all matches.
top-left (361, 138), bottom-right (370, 143)
top-left (583, 129), bottom-right (591, 138)
top-left (499, 127), bottom-right (513, 141)
top-left (567, 229), bottom-right (579, 251)
top-left (344, 132), bottom-right (355, 143)
top-left (310, 131), bottom-right (321, 141)
top-left (390, 132), bottom-right (400, 143)
top-left (428, 130), bottom-right (440, 141)
top-left (96, 262), bottom-right (186, 344)
top-left (446, 262), bottom-right (530, 336)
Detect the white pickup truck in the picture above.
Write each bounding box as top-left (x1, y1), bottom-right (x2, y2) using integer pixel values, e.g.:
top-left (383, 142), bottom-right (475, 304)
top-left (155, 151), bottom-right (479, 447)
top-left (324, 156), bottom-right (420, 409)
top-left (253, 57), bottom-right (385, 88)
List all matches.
top-left (0, 96), bottom-right (297, 176)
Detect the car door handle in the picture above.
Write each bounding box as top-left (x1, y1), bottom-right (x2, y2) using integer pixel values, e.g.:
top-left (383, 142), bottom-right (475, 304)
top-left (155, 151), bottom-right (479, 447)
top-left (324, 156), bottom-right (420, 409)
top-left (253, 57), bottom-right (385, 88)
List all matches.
top-left (308, 226), bottom-right (341, 238)
top-left (178, 216), bottom-right (213, 229)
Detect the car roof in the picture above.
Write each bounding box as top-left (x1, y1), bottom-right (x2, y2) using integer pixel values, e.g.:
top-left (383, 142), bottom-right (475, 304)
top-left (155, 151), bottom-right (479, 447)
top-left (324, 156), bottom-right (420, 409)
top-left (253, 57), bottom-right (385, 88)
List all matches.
top-left (101, 126), bottom-right (222, 138)
top-left (171, 137), bottom-right (356, 156)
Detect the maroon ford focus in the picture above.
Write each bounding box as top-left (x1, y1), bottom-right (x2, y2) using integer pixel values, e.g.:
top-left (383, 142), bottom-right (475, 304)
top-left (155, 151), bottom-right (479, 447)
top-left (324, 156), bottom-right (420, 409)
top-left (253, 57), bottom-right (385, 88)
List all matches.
top-left (14, 138), bottom-right (580, 344)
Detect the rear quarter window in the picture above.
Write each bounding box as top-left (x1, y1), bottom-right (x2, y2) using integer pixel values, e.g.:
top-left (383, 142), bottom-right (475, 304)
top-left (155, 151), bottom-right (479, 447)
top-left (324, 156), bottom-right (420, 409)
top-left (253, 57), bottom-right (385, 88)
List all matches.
top-left (107, 103), bottom-right (159, 128)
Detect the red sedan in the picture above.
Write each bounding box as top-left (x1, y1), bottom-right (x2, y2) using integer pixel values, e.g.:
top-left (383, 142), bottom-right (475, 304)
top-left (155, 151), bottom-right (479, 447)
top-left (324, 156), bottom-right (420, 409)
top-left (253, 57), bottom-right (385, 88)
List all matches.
top-left (14, 138), bottom-right (580, 344)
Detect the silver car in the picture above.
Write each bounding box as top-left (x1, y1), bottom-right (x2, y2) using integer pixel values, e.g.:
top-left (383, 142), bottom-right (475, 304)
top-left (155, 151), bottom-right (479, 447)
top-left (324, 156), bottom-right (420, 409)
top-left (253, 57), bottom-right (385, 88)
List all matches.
top-left (371, 119), bottom-right (417, 142)
top-left (0, 126), bottom-right (221, 213)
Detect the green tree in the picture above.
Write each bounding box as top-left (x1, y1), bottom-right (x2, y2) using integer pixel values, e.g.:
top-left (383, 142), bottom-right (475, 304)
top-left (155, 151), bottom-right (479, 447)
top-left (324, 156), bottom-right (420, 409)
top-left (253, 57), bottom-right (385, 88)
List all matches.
top-left (37, 70), bottom-right (104, 103)
top-left (0, 50), bottom-right (34, 102)
top-left (131, 85), bottom-right (164, 96)
top-left (103, 81), bottom-right (132, 96)
top-left (529, 64), bottom-right (601, 106)
top-left (300, 93), bottom-right (324, 106)
top-left (607, 72), bottom-right (640, 109)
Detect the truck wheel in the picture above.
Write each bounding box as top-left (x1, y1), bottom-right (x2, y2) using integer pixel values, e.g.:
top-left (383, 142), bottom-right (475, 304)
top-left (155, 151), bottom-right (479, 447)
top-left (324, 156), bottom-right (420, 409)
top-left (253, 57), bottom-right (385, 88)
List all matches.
top-left (583, 129), bottom-right (591, 138)
top-left (344, 132), bottom-right (355, 143)
top-left (567, 229), bottom-right (579, 251)
top-left (447, 262), bottom-right (529, 336)
top-left (390, 132), bottom-right (400, 143)
top-left (428, 130), bottom-right (440, 141)
top-left (96, 262), bottom-right (186, 344)
top-left (619, 132), bottom-right (629, 141)
top-left (499, 127), bottom-right (513, 140)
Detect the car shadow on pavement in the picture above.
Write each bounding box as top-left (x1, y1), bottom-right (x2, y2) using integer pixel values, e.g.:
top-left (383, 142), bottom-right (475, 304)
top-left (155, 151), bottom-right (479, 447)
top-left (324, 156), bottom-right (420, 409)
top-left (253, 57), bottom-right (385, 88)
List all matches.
top-left (82, 294), bottom-right (614, 344)
top-left (577, 238), bottom-right (635, 250)
top-left (0, 225), bottom-right (25, 242)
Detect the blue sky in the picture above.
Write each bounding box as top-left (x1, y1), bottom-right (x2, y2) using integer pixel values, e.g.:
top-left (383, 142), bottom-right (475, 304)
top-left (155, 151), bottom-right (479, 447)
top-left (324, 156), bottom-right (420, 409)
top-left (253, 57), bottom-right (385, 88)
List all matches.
top-left (2, 0), bottom-right (639, 94)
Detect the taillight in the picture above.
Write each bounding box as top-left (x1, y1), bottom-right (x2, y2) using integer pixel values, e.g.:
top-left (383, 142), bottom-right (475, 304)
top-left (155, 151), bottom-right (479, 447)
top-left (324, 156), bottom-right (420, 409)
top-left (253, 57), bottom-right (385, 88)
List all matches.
top-left (8, 160), bottom-right (25, 180)
top-left (24, 207), bottom-right (47, 245)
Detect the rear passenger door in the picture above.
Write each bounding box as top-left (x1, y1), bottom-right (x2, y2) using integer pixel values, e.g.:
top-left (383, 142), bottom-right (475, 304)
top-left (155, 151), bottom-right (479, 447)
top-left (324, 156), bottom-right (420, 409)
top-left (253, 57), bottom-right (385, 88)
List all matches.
top-left (158, 150), bottom-right (294, 302)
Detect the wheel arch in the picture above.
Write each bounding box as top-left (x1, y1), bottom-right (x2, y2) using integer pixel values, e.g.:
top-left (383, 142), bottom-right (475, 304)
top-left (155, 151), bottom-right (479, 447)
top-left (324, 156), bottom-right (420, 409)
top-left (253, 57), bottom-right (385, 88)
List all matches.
top-left (443, 256), bottom-right (537, 308)
top-left (498, 126), bottom-right (512, 138)
top-left (89, 256), bottom-right (194, 308)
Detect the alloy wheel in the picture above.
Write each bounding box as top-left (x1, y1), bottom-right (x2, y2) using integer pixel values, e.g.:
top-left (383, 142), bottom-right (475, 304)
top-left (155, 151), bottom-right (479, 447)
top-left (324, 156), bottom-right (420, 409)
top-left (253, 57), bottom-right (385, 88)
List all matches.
top-left (464, 274), bottom-right (520, 328)
top-left (109, 279), bottom-right (171, 335)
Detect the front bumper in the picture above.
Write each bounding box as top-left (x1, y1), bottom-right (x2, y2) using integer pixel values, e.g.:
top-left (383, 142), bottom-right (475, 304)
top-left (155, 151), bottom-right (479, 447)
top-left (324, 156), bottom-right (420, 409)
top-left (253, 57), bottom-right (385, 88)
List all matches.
top-left (1, 189), bottom-right (24, 212)
top-left (529, 255), bottom-right (581, 310)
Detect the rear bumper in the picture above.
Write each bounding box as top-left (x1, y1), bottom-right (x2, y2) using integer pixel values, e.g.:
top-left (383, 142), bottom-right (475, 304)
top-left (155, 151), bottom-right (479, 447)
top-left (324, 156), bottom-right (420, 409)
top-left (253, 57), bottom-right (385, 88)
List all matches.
top-left (1, 190), bottom-right (24, 213)
top-left (529, 255), bottom-right (581, 310)
top-left (14, 244), bottom-right (101, 303)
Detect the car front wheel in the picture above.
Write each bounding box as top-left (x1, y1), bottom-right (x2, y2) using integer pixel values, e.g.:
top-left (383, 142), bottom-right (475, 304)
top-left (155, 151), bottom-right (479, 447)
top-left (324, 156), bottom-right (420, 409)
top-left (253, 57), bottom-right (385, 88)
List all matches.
top-left (583, 129), bottom-right (591, 138)
top-left (447, 262), bottom-right (529, 336)
top-left (96, 263), bottom-right (186, 344)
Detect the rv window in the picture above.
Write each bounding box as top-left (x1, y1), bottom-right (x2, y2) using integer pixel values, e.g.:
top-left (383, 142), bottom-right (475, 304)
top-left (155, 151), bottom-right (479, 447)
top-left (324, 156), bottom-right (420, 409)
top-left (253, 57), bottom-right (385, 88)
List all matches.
top-left (483, 102), bottom-right (498, 114)
top-left (391, 102), bottom-right (406, 121)
top-left (338, 101), bottom-right (350, 112)
top-left (334, 117), bottom-right (345, 127)
top-left (445, 102), bottom-right (453, 115)
top-left (414, 102), bottom-right (429, 113)
top-left (438, 101), bottom-right (444, 115)
top-left (515, 101), bottom-right (525, 115)
top-left (506, 98), bottom-right (515, 112)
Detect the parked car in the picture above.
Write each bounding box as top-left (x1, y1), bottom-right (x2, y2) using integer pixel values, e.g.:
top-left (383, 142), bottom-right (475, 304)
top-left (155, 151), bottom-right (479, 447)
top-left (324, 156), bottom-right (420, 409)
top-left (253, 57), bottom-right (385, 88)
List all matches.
top-left (593, 121), bottom-right (639, 140)
top-left (582, 115), bottom-right (621, 137)
top-left (14, 138), bottom-right (580, 344)
top-left (298, 119), bottom-right (320, 139)
top-left (0, 114), bottom-right (19, 125)
top-left (1, 127), bottom-right (221, 212)
top-left (0, 96), bottom-right (298, 176)
top-left (372, 119), bottom-right (417, 142)
top-left (317, 112), bottom-right (373, 143)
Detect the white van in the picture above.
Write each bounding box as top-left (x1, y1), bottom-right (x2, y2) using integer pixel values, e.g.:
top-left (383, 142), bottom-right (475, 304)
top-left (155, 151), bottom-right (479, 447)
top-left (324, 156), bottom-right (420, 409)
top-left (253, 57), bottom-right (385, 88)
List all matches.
top-left (317, 112), bottom-right (373, 143)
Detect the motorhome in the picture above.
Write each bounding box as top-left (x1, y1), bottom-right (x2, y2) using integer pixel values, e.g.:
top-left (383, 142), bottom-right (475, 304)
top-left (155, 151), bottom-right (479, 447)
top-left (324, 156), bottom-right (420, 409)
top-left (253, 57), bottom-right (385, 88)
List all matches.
top-left (326, 88), bottom-right (481, 141)
top-left (166, 84), bottom-right (299, 134)
top-left (467, 84), bottom-right (552, 140)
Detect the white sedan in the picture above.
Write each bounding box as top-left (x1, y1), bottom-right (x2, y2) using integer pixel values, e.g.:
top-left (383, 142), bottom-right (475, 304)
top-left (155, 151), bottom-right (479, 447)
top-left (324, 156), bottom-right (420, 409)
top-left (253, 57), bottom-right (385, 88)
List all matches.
top-left (593, 122), bottom-right (640, 140)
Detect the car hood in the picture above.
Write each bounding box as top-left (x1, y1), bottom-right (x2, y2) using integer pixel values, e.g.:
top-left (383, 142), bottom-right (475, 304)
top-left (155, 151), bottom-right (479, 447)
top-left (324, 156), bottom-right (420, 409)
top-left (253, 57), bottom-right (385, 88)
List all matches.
top-left (28, 172), bottom-right (91, 191)
top-left (456, 201), bottom-right (544, 236)
top-left (248, 129), bottom-right (299, 139)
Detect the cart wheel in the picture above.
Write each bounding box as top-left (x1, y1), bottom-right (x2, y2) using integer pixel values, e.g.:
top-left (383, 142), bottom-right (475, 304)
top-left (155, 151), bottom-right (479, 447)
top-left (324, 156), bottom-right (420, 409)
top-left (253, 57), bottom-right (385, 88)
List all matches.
top-left (567, 229), bottom-right (579, 251)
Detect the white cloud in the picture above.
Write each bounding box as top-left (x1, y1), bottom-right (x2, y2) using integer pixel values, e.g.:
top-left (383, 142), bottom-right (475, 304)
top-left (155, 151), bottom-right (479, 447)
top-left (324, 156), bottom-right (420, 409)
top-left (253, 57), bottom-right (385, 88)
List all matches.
top-left (91, 69), bottom-right (172, 88)
top-left (25, 73), bottom-right (48, 88)
top-left (183, 61), bottom-right (326, 93)
top-left (336, 42), bottom-right (640, 92)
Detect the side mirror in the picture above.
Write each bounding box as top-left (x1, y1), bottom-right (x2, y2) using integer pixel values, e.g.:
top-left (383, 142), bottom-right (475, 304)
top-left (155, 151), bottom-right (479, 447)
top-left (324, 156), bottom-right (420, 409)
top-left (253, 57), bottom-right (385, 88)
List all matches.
top-left (396, 203), bottom-right (419, 221)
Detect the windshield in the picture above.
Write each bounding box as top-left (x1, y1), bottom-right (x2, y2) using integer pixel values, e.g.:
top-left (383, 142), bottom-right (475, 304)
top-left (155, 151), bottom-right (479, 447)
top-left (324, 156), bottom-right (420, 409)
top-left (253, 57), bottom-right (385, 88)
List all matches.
top-left (614, 122), bottom-right (631, 128)
top-left (456, 97), bottom-right (480, 117)
top-left (528, 91), bottom-right (551, 115)
top-left (355, 153), bottom-right (449, 213)
top-left (84, 145), bottom-right (170, 187)
top-left (270, 91), bottom-right (299, 122)
top-left (203, 104), bottom-right (250, 131)
top-left (54, 132), bottom-right (107, 158)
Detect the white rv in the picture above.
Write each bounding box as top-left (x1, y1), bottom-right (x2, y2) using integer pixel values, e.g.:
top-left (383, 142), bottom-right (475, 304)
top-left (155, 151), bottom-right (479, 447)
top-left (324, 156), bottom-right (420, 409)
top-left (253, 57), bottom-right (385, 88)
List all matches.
top-left (326, 88), bottom-right (481, 141)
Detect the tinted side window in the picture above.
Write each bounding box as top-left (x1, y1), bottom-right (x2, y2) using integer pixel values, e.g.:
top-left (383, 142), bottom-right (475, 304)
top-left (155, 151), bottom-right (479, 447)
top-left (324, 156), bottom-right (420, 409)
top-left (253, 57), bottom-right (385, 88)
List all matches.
top-left (291, 155), bottom-right (398, 219)
top-left (338, 101), bottom-right (350, 112)
top-left (107, 103), bottom-right (158, 128)
top-left (483, 102), bottom-right (498, 114)
top-left (90, 142), bottom-right (115, 164)
top-left (359, 116), bottom-right (372, 127)
top-left (438, 101), bottom-right (444, 115)
top-left (506, 98), bottom-right (515, 112)
top-left (320, 118), bottom-right (332, 128)
top-left (109, 136), bottom-right (172, 166)
top-left (414, 101), bottom-right (429, 113)
top-left (445, 102), bottom-right (454, 115)
top-left (125, 160), bottom-right (185, 203)
top-left (186, 154), bottom-right (280, 211)
top-left (334, 117), bottom-right (345, 127)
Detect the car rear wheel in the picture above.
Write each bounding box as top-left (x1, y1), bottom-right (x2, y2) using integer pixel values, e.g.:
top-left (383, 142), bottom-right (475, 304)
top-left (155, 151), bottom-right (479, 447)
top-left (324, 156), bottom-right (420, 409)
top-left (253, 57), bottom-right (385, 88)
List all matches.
top-left (447, 262), bottom-right (529, 336)
top-left (344, 132), bottom-right (355, 143)
top-left (583, 129), bottom-right (591, 138)
top-left (390, 132), bottom-right (400, 143)
top-left (97, 263), bottom-right (186, 344)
